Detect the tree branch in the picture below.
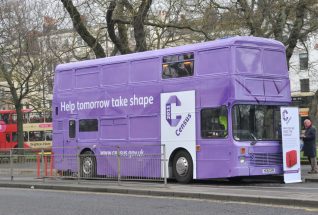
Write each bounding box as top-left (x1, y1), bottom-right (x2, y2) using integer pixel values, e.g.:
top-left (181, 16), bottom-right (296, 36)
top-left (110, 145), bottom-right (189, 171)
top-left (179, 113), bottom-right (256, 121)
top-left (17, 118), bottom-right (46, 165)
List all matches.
top-left (60, 0), bottom-right (106, 58)
top-left (110, 17), bottom-right (212, 41)
top-left (285, 0), bottom-right (307, 65)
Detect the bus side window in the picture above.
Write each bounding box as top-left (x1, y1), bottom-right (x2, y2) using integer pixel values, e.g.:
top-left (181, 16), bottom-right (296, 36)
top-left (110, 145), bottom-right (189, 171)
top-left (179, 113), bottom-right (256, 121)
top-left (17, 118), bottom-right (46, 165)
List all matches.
top-left (69, 120), bottom-right (76, 138)
top-left (162, 53), bottom-right (194, 79)
top-left (79, 119), bottom-right (98, 132)
top-left (12, 132), bottom-right (17, 142)
top-left (24, 132), bottom-right (29, 141)
top-left (201, 106), bottom-right (228, 138)
top-left (6, 133), bottom-right (10, 142)
top-left (2, 114), bottom-right (9, 124)
top-left (45, 131), bottom-right (52, 141)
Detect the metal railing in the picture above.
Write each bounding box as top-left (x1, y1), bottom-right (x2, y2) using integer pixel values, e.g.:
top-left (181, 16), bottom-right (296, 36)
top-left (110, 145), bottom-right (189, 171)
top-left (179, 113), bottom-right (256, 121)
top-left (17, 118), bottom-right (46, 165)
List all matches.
top-left (0, 144), bottom-right (167, 185)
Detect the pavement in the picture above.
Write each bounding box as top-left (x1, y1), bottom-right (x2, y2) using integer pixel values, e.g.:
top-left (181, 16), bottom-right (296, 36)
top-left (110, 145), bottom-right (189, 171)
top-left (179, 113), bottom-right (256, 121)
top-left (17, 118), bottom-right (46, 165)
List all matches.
top-left (302, 164), bottom-right (318, 182)
top-left (0, 165), bottom-right (318, 209)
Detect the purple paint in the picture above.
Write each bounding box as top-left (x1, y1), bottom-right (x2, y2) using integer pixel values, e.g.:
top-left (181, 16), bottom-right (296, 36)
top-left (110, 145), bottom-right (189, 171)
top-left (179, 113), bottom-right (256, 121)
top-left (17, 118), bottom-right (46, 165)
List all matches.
top-left (53, 36), bottom-right (291, 180)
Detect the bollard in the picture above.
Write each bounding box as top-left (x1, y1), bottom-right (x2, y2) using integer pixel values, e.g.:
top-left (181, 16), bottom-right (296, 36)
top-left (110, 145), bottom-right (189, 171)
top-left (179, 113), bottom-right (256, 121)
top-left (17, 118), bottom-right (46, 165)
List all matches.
top-left (44, 156), bottom-right (48, 177)
top-left (36, 153), bottom-right (40, 177)
top-left (41, 149), bottom-right (45, 182)
top-left (50, 152), bottom-right (54, 177)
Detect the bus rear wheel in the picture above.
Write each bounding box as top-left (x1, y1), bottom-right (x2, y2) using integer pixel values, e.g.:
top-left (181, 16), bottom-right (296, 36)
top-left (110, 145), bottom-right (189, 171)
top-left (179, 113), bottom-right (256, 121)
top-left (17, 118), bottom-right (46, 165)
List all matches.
top-left (80, 151), bottom-right (96, 178)
top-left (172, 150), bottom-right (193, 183)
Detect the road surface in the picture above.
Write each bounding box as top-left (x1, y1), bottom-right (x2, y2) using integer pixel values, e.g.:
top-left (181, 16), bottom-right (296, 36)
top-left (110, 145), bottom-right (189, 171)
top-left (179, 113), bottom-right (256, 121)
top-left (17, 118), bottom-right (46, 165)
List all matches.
top-left (0, 187), bottom-right (317, 215)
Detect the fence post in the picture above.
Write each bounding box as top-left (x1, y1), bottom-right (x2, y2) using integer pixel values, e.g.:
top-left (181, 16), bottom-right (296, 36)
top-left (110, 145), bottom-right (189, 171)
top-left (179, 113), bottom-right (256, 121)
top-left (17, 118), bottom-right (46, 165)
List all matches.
top-left (117, 146), bottom-right (121, 185)
top-left (163, 144), bottom-right (167, 186)
top-left (77, 147), bottom-right (80, 184)
top-left (10, 149), bottom-right (13, 181)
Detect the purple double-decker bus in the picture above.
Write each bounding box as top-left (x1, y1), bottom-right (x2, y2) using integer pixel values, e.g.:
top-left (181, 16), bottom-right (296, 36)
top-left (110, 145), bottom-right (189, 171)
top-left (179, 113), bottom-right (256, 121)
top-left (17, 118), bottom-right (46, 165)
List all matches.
top-left (53, 36), bottom-right (290, 183)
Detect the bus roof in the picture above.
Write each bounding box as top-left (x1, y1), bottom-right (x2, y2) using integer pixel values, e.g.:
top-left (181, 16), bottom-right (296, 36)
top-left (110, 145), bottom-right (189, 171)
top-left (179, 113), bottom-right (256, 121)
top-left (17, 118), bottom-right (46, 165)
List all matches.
top-left (56, 36), bottom-right (285, 71)
top-left (0, 109), bottom-right (32, 114)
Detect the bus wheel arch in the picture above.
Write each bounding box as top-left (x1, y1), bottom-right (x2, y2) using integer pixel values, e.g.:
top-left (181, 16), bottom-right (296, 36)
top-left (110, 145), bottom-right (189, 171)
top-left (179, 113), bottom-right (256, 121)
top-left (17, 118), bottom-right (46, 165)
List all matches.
top-left (79, 149), bottom-right (97, 178)
top-left (169, 148), bottom-right (193, 183)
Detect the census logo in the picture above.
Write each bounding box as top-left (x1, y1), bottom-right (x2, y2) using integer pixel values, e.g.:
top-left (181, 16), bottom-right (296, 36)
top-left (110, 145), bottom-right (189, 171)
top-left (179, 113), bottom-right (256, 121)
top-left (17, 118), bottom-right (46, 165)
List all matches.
top-left (165, 95), bottom-right (192, 136)
top-left (282, 109), bottom-right (292, 124)
top-left (165, 95), bottom-right (182, 127)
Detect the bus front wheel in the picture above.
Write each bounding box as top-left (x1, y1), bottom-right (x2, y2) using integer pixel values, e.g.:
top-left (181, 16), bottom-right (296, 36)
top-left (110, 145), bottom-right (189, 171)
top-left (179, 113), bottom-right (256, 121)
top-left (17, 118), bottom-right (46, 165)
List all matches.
top-left (172, 150), bottom-right (193, 183)
top-left (80, 151), bottom-right (97, 178)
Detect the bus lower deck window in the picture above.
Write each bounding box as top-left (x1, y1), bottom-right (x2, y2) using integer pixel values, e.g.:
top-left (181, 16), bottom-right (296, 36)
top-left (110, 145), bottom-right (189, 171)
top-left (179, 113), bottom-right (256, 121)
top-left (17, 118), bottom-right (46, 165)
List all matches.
top-left (79, 119), bottom-right (98, 132)
top-left (201, 106), bottom-right (228, 138)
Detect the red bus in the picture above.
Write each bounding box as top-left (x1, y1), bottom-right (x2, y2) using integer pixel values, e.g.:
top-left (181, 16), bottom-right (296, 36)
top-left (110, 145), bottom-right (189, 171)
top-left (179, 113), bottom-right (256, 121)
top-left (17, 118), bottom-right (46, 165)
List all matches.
top-left (0, 109), bottom-right (52, 151)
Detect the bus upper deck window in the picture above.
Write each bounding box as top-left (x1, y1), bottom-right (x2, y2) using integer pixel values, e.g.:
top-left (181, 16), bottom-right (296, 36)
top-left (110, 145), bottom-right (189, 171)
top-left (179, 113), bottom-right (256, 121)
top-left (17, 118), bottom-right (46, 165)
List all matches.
top-left (162, 52), bottom-right (194, 79)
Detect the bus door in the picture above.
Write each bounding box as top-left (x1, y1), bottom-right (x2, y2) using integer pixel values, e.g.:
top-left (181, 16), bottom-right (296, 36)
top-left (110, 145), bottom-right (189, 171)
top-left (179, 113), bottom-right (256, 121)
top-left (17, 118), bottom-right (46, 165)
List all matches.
top-left (62, 119), bottom-right (78, 171)
top-left (65, 119), bottom-right (77, 149)
top-left (199, 106), bottom-right (231, 178)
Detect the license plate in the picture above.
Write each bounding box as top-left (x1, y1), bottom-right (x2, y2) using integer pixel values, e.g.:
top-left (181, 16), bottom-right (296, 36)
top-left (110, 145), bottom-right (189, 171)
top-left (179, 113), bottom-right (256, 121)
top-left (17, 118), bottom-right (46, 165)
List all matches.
top-left (262, 168), bottom-right (275, 174)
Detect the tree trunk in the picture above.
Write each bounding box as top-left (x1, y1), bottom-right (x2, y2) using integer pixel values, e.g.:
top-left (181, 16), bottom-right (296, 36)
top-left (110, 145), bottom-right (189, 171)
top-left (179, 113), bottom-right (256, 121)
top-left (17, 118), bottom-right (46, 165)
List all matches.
top-left (133, 0), bottom-right (152, 52)
top-left (284, 0), bottom-right (306, 66)
top-left (15, 104), bottom-right (24, 149)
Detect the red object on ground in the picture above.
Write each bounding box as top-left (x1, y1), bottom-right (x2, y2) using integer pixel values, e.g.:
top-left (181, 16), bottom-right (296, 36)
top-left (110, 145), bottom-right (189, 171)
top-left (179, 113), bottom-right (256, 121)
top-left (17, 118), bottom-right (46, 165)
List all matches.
top-left (36, 153), bottom-right (54, 177)
top-left (36, 154), bottom-right (40, 177)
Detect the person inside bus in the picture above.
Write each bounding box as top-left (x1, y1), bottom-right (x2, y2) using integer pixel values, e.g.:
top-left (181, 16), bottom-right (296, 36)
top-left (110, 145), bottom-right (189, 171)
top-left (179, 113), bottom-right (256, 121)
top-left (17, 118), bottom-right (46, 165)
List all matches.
top-left (218, 115), bottom-right (228, 137)
top-left (45, 132), bottom-right (52, 141)
top-left (301, 119), bottom-right (318, 174)
top-left (29, 132), bottom-right (36, 141)
top-left (210, 117), bottom-right (226, 138)
top-left (163, 64), bottom-right (177, 78)
top-left (1, 114), bottom-right (9, 124)
top-left (174, 62), bottom-right (189, 77)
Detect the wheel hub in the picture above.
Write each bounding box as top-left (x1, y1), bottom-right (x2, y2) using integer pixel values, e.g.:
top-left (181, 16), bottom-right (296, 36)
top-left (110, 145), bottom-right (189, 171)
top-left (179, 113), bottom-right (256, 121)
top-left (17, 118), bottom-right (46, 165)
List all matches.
top-left (176, 157), bottom-right (189, 176)
top-left (83, 157), bottom-right (93, 175)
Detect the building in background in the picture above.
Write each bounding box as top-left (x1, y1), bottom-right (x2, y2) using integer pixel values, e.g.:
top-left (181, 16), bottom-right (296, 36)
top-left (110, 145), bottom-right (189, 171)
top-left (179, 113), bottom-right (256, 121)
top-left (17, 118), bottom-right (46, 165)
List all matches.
top-left (289, 34), bottom-right (318, 124)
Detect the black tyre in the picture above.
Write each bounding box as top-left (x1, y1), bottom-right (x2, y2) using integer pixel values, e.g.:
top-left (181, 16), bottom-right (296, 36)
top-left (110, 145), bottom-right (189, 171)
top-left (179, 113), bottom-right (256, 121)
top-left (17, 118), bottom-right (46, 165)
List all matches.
top-left (80, 151), bottom-right (97, 178)
top-left (172, 150), bottom-right (193, 183)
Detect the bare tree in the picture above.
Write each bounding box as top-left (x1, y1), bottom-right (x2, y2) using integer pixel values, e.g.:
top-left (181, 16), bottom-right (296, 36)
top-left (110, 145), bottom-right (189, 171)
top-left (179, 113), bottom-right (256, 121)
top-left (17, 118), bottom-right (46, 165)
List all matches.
top-left (59, 0), bottom-right (318, 67)
top-left (210, 0), bottom-right (318, 66)
top-left (59, 0), bottom-right (216, 56)
top-left (60, 0), bottom-right (153, 55)
top-left (0, 0), bottom-right (45, 148)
